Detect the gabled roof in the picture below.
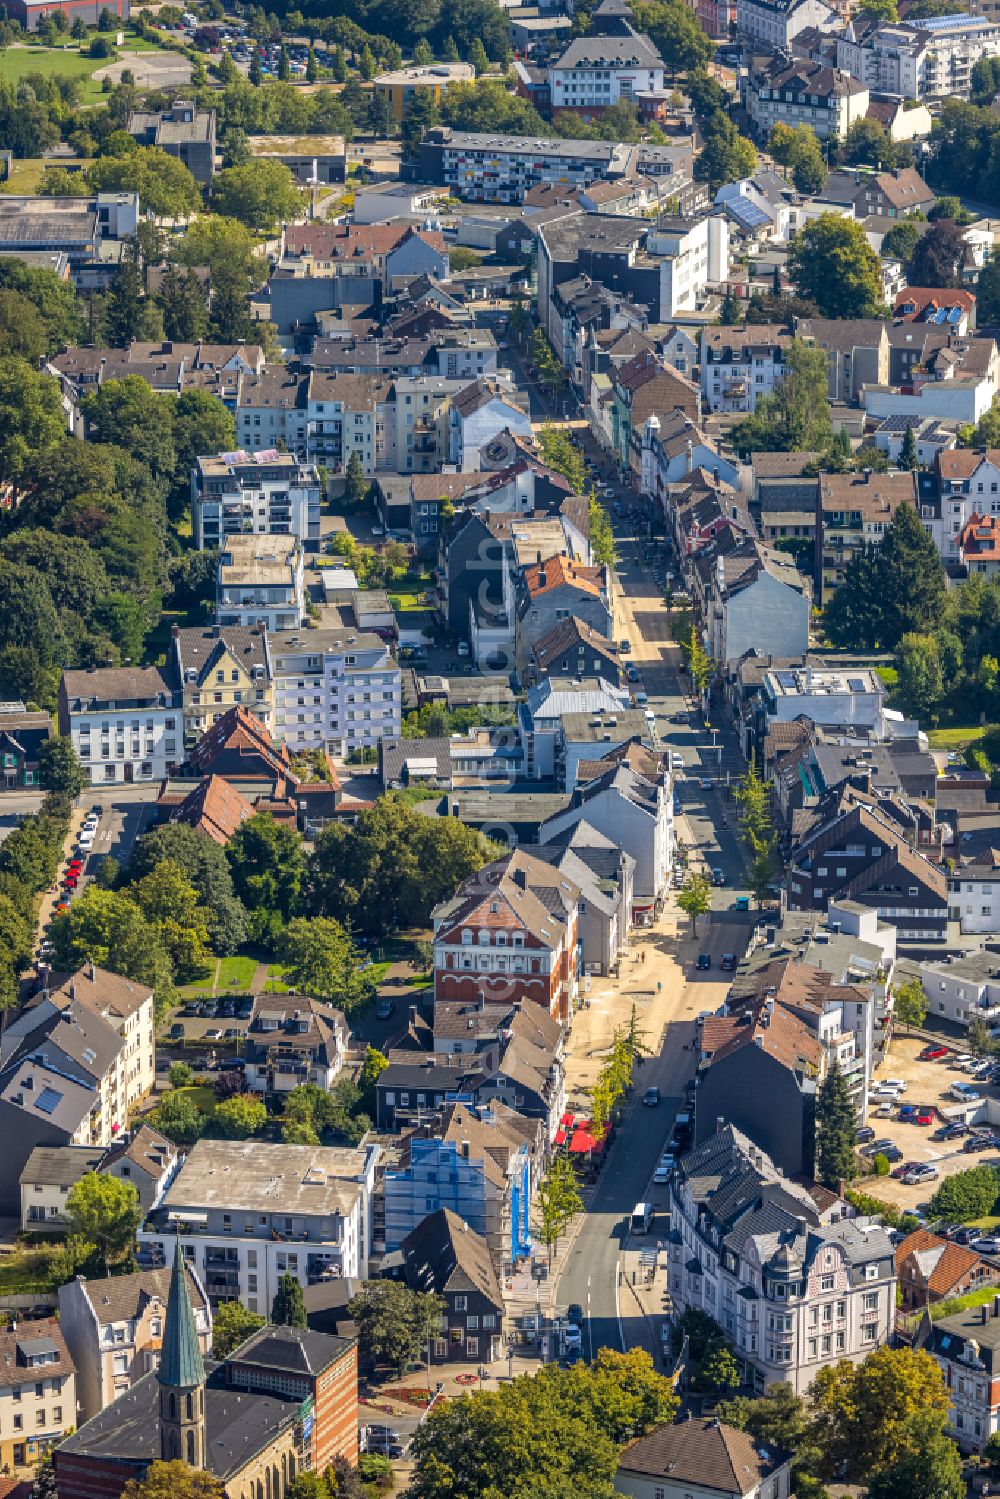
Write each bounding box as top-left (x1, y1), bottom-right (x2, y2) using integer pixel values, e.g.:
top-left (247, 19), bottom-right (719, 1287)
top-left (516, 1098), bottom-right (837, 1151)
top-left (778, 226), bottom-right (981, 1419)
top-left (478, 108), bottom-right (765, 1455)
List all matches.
top-left (172, 624), bottom-right (270, 686)
top-left (72, 1260), bottom-right (208, 1328)
top-left (399, 1207), bottom-right (503, 1308)
top-left (531, 614), bottom-right (618, 671)
top-left (171, 774), bottom-right (255, 845)
top-left (522, 554), bottom-right (604, 600)
top-left (188, 705), bottom-right (292, 780)
top-left (619, 1418), bottom-right (790, 1496)
top-left (897, 1226), bottom-right (996, 1299)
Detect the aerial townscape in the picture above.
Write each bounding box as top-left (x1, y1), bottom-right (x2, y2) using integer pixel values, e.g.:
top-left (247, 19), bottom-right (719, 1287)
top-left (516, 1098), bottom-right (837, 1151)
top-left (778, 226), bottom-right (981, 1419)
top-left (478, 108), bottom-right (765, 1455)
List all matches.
top-left (14, 0), bottom-right (1000, 1497)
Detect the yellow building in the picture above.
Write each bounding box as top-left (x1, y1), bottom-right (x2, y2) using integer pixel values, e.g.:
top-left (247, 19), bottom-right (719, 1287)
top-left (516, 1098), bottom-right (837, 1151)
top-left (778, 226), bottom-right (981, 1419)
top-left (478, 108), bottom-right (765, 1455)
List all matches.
top-left (171, 623), bottom-right (274, 747)
top-left (373, 61), bottom-right (475, 123)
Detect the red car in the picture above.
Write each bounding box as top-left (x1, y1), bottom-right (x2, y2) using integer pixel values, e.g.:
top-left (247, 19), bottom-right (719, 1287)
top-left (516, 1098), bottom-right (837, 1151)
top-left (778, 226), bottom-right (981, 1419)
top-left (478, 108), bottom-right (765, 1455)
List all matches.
top-left (916, 1109), bottom-right (935, 1126)
top-left (54, 902), bottom-right (69, 914)
top-left (63, 876), bottom-right (78, 890)
top-left (920, 1045), bottom-right (949, 1061)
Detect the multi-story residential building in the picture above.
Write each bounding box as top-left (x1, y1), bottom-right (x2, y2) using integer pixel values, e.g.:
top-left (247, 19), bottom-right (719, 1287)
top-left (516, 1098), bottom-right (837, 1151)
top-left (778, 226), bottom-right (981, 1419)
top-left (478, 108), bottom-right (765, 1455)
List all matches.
top-left (0, 705), bottom-right (51, 792)
top-left (418, 127), bottom-right (693, 203)
top-left (45, 964), bottom-right (156, 1111)
top-left (700, 325), bottom-right (793, 413)
top-left (639, 411), bottom-right (739, 513)
top-left (695, 955), bottom-right (875, 1177)
top-left (432, 848), bottom-right (580, 1022)
top-left (269, 627), bottom-right (401, 756)
top-left (530, 614), bottom-right (622, 687)
top-left (191, 451), bottom-right (321, 551)
top-left (242, 994), bottom-right (349, 1096)
top-left (796, 318), bottom-right (890, 404)
top-left (448, 378), bottom-right (534, 471)
top-left (98, 1125), bottom-right (179, 1215)
top-left (0, 1318), bottom-right (76, 1469)
top-left (668, 1127), bottom-right (896, 1394)
top-left (0, 997), bottom-right (130, 1213)
top-left (736, 0), bottom-right (835, 48)
top-left (515, 555), bottom-right (612, 675)
top-left (815, 470), bottom-right (918, 606)
top-left (384, 1101), bottom-right (535, 1269)
top-left (127, 101), bottom-right (216, 184)
top-left (269, 223), bottom-right (449, 330)
top-left (390, 1209), bottom-right (505, 1365)
top-left (59, 1263), bottom-right (211, 1422)
top-left (918, 1298), bottom-right (1000, 1451)
top-left (611, 349), bottom-right (701, 475)
top-left (786, 791), bottom-right (948, 943)
top-left (935, 447), bottom-right (1000, 565)
top-left (540, 740), bottom-right (673, 920)
top-left (170, 622), bottom-right (273, 746)
top-left (948, 854), bottom-right (1000, 935)
top-left (372, 60), bottom-right (475, 122)
top-left (58, 664), bottom-right (182, 786)
top-left (548, 26), bottom-right (665, 115)
top-left (742, 58), bottom-right (869, 142)
top-left (217, 535), bottom-right (306, 633)
top-left (837, 12), bottom-right (1000, 100)
top-left (139, 1140), bottom-right (380, 1308)
top-left (696, 536), bottom-right (811, 666)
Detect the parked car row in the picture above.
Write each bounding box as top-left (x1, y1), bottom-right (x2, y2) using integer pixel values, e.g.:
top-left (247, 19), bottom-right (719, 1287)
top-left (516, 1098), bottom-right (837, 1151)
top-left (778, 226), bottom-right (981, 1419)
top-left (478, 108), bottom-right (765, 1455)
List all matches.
top-left (40, 804), bottom-right (102, 956)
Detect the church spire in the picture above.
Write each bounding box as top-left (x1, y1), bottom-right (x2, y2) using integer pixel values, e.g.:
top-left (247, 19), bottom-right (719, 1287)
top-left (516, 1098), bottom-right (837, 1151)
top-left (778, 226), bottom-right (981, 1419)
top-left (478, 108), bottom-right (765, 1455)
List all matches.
top-left (158, 1242), bottom-right (207, 1467)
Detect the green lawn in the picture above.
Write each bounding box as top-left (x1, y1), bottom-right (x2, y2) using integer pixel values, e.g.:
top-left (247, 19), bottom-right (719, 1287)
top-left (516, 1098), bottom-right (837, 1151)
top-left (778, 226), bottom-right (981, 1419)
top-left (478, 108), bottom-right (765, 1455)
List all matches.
top-left (927, 725), bottom-right (992, 751)
top-left (365, 961), bottom-right (392, 987)
top-left (0, 1246), bottom-right (59, 1295)
top-left (0, 43), bottom-right (110, 102)
top-left (176, 953), bottom-right (257, 999)
top-left (173, 1084), bottom-right (216, 1115)
top-left (930, 1284), bottom-right (1000, 1320)
top-left (264, 963), bottom-right (293, 994)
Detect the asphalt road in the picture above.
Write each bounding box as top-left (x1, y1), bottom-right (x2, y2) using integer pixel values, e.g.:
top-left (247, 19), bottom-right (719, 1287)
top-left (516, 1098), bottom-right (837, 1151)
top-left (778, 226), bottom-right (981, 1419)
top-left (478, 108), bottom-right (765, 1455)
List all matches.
top-left (555, 516), bottom-right (753, 1356)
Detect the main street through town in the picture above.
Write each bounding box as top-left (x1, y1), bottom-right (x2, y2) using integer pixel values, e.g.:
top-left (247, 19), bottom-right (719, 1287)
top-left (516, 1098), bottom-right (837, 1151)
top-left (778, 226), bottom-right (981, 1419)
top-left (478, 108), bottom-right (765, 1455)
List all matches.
top-left (554, 513), bottom-right (755, 1359)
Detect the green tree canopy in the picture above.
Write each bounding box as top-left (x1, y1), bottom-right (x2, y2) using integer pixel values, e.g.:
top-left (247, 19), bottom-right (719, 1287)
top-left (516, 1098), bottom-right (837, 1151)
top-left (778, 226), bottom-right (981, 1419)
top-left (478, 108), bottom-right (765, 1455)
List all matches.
top-left (815, 1059), bottom-right (857, 1189)
top-left (787, 213), bottom-right (883, 319)
top-left (824, 502), bottom-right (945, 650)
top-left (277, 917), bottom-right (375, 1015)
top-left (87, 147), bottom-right (202, 217)
top-left (271, 1272), bottom-right (307, 1328)
top-left (928, 1163), bottom-right (1000, 1222)
top-left (211, 160), bottom-right (304, 231)
top-left (211, 1301), bottom-right (265, 1359)
top-left (694, 110), bottom-right (756, 192)
top-left (730, 340), bottom-right (832, 457)
top-left (65, 1171), bottom-right (140, 1272)
top-left (348, 1280), bottom-right (446, 1376)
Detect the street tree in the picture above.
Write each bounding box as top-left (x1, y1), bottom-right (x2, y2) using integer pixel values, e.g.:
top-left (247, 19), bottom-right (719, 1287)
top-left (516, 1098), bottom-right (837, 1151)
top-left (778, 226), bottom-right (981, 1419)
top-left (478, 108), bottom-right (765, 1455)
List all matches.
top-left (348, 1281), bottom-right (445, 1376)
top-left (677, 870), bottom-right (712, 936)
top-left (787, 213), bottom-right (882, 319)
top-left (702, 1343), bottom-right (740, 1393)
top-left (815, 1060), bottom-right (858, 1190)
top-left (271, 1273), bottom-right (307, 1328)
top-left (735, 752), bottom-right (770, 851)
top-left (969, 1013), bottom-right (997, 1058)
top-left (538, 1154), bottom-right (584, 1262)
top-left (211, 1301), bottom-right (265, 1359)
top-left (893, 975), bottom-right (927, 1032)
top-left (65, 1171), bottom-right (140, 1273)
top-left (684, 623), bottom-right (713, 694)
top-left (809, 1345), bottom-right (952, 1482)
top-left (212, 161), bottom-right (304, 231)
top-left (38, 736), bottom-right (87, 796)
top-left (865, 1411), bottom-right (963, 1499)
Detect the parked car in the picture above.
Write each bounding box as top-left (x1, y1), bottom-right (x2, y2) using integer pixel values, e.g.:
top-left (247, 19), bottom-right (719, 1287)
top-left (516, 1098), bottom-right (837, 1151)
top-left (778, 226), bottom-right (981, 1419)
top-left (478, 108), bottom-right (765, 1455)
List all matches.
top-left (902, 1163), bottom-right (939, 1185)
top-left (720, 952), bottom-right (737, 971)
top-left (951, 1082), bottom-right (982, 1102)
top-left (376, 999), bottom-right (395, 1021)
top-left (566, 1303), bottom-right (584, 1325)
top-left (880, 1079), bottom-right (908, 1094)
top-left (712, 868), bottom-right (726, 886)
top-left (920, 1045), bottom-right (950, 1061)
top-left (935, 1122), bottom-right (967, 1140)
top-left (971, 1237), bottom-right (1000, 1256)
top-left (915, 1107), bottom-right (935, 1126)
top-left (653, 1164), bottom-right (671, 1184)
top-left (856, 1125), bottom-right (876, 1144)
top-left (899, 1105), bottom-right (919, 1122)
top-left (696, 954), bottom-right (711, 970)
top-left (861, 1138), bottom-right (900, 1160)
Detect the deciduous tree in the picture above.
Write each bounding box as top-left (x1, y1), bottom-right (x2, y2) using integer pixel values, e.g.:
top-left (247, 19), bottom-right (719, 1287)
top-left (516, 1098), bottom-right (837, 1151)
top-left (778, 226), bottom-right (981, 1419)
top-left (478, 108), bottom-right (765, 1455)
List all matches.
top-left (211, 1301), bottom-right (265, 1359)
top-left (787, 213), bottom-right (882, 319)
top-left (65, 1172), bottom-right (140, 1273)
top-left (538, 1154), bottom-right (583, 1261)
top-left (348, 1280), bottom-right (445, 1376)
top-left (271, 1273), bottom-right (307, 1328)
top-left (677, 870), bottom-right (712, 936)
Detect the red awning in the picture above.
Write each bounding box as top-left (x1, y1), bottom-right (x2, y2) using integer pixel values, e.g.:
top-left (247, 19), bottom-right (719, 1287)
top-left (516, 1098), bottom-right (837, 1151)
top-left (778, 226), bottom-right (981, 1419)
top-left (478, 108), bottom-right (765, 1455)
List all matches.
top-left (560, 1111), bottom-right (575, 1127)
top-left (569, 1121), bottom-right (608, 1154)
top-left (554, 1129), bottom-right (567, 1146)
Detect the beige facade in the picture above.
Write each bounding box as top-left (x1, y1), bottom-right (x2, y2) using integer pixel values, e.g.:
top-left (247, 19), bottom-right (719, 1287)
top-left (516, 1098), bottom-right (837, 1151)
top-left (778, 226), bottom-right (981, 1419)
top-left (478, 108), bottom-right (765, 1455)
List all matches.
top-left (50, 966), bottom-right (156, 1112)
top-left (59, 1264), bottom-right (211, 1422)
top-left (0, 1319), bottom-right (76, 1470)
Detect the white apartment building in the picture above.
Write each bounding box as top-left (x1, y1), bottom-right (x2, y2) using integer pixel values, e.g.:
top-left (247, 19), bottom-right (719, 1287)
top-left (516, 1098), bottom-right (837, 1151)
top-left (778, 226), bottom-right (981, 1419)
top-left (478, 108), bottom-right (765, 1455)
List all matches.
top-left (549, 30), bottom-right (665, 112)
top-left (645, 214), bottom-right (731, 318)
top-left (668, 1127), bottom-right (897, 1395)
top-left (269, 627), bottom-right (402, 756)
top-left (936, 448), bottom-right (1000, 564)
top-left (420, 128), bottom-right (688, 203)
top-left (58, 664), bottom-right (182, 786)
top-left (742, 59), bottom-right (870, 143)
top-left (138, 1140), bottom-right (379, 1310)
top-left (949, 860), bottom-right (1000, 936)
top-left (736, 0), bottom-right (835, 49)
top-left (837, 13), bottom-right (1000, 101)
top-left (191, 450), bottom-right (321, 550)
top-left (47, 965), bottom-right (156, 1110)
top-left (914, 951), bottom-right (1000, 1032)
top-left (700, 324), bottom-right (793, 413)
top-left (217, 534), bottom-right (306, 633)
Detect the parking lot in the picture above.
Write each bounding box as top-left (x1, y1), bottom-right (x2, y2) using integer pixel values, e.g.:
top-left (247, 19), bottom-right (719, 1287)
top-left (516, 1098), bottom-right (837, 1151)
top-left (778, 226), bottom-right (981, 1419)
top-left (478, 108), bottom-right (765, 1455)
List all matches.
top-left (858, 1034), bottom-right (1000, 1211)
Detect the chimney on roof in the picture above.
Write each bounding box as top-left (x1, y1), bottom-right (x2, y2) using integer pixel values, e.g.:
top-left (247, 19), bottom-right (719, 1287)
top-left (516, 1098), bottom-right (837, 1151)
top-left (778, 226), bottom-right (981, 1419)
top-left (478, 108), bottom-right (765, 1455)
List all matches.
top-left (513, 867), bottom-right (527, 891)
top-left (993, 1294), bottom-right (1000, 1318)
top-left (211, 625), bottom-right (221, 638)
top-left (88, 960), bottom-right (95, 982)
top-left (716, 1116), bottom-right (725, 1133)
top-left (862, 468), bottom-right (872, 483)
top-left (409, 1006), bottom-right (418, 1026)
top-left (69, 979), bottom-right (76, 1000)
top-left (461, 1139), bottom-right (470, 1159)
top-left (983, 1305), bottom-right (990, 1325)
top-left (171, 624), bottom-right (180, 639)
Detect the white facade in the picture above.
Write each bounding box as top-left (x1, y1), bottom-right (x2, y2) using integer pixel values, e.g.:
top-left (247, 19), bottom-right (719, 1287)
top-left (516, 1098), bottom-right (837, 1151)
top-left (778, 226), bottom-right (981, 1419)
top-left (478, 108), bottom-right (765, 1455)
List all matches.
top-left (743, 67), bottom-right (869, 142)
top-left (938, 453), bottom-right (1000, 564)
top-left (549, 48), bottom-right (665, 111)
top-left (736, 0), bottom-right (835, 48)
top-left (864, 375), bottom-right (995, 427)
top-left (949, 867), bottom-right (1000, 935)
top-left (59, 666), bottom-right (181, 786)
top-left (269, 629), bottom-right (402, 755)
top-left (138, 1140), bottom-right (379, 1310)
top-left (700, 329), bottom-right (788, 413)
top-left (217, 535), bottom-right (306, 633)
top-left (449, 392), bottom-right (534, 471)
top-left (916, 954), bottom-right (1000, 1031)
top-left (837, 14), bottom-right (1000, 101)
top-left (669, 1131), bottom-right (897, 1395)
top-left (647, 215), bottom-right (731, 318)
top-left (539, 767), bottom-right (673, 915)
top-left (192, 452), bottom-right (321, 551)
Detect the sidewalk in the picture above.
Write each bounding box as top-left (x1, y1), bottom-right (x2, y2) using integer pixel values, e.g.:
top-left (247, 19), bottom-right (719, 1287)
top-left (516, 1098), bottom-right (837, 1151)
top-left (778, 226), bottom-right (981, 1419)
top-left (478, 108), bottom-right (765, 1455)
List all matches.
top-left (33, 801), bottom-right (89, 954)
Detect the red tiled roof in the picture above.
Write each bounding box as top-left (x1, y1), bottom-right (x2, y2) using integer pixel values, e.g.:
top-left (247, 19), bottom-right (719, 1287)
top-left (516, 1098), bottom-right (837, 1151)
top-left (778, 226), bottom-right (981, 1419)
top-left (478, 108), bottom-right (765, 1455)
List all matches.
top-left (523, 554), bottom-right (602, 600)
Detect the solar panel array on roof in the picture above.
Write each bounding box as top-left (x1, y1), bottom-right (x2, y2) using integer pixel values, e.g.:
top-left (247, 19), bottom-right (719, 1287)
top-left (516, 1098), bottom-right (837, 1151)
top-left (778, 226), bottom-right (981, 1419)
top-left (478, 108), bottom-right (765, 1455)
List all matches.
top-left (776, 670), bottom-right (797, 689)
top-left (921, 12), bottom-right (978, 25)
top-left (726, 197), bottom-right (770, 231)
top-left (35, 1087), bottom-right (63, 1115)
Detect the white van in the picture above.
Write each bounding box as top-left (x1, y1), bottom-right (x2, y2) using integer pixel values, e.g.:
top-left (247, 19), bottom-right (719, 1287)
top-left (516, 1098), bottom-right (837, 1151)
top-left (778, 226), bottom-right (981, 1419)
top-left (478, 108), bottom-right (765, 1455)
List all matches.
top-left (630, 1201), bottom-right (653, 1234)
